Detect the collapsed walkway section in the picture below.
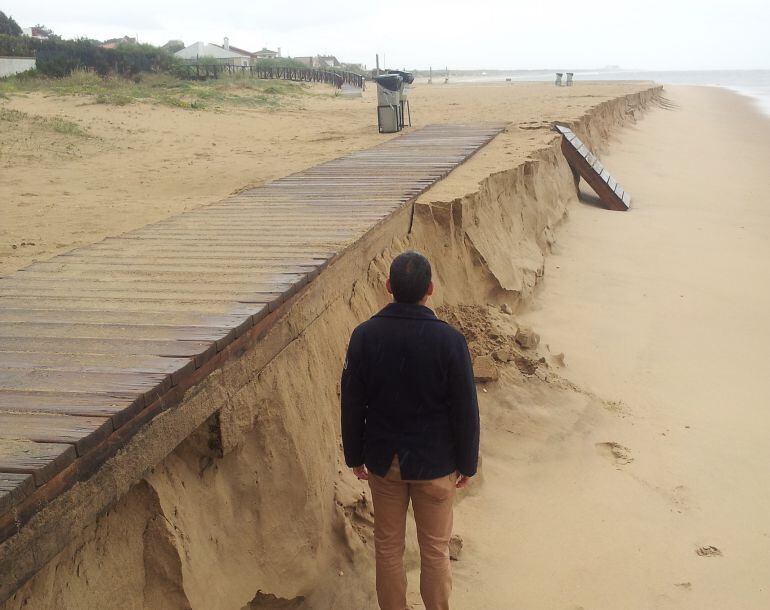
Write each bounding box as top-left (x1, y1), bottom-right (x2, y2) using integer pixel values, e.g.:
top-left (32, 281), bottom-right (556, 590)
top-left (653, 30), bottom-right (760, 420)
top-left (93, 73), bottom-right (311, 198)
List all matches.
top-left (0, 123), bottom-right (505, 602)
top-left (555, 123), bottom-right (631, 211)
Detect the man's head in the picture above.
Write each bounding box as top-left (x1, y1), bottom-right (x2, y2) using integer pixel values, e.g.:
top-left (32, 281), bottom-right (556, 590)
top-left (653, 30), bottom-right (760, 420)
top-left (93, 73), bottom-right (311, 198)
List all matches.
top-left (386, 251), bottom-right (434, 304)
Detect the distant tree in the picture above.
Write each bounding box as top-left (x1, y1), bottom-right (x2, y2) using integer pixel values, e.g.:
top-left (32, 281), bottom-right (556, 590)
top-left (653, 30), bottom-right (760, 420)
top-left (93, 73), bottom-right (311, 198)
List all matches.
top-left (162, 40), bottom-right (185, 53)
top-left (33, 23), bottom-right (58, 40)
top-left (0, 11), bottom-right (22, 36)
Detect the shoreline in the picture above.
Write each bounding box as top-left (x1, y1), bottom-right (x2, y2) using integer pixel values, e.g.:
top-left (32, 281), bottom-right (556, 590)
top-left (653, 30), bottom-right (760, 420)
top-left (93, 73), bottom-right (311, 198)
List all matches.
top-left (429, 72), bottom-right (770, 119)
top-left (711, 84), bottom-right (770, 117)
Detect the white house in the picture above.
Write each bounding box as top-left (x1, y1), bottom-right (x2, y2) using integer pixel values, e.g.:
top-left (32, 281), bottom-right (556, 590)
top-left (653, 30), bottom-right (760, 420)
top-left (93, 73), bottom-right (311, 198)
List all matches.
top-left (175, 39), bottom-right (251, 66)
top-left (21, 26), bottom-right (51, 39)
top-left (254, 47), bottom-right (280, 60)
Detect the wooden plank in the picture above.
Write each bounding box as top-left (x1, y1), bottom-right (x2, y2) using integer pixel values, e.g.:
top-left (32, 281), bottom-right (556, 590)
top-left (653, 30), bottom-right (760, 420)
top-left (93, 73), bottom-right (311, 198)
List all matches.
top-left (8, 272), bottom-right (305, 287)
top-left (8, 276), bottom-right (306, 293)
top-left (0, 308), bottom-right (254, 332)
top-left (0, 369), bottom-right (170, 404)
top-left (0, 352), bottom-right (195, 384)
top-left (0, 440), bottom-right (76, 485)
top-left (54, 255), bottom-right (328, 268)
top-left (0, 413), bottom-right (113, 456)
top-left (0, 297), bottom-right (271, 316)
top-left (0, 285), bottom-right (290, 303)
top-left (0, 337), bottom-right (217, 367)
top-left (0, 322), bottom-right (236, 349)
top-left (0, 280), bottom-right (296, 300)
top-left (89, 240), bottom-right (337, 254)
top-left (0, 351), bottom-right (189, 374)
top-left (0, 473), bottom-right (32, 515)
top-left (0, 390), bottom-right (143, 427)
top-left (21, 261), bottom-right (316, 275)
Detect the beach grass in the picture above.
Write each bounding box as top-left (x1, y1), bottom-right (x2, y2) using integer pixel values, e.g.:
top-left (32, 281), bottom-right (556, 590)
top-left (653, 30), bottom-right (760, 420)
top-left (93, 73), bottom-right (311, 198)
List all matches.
top-left (0, 106), bottom-right (91, 137)
top-left (0, 70), bottom-right (316, 110)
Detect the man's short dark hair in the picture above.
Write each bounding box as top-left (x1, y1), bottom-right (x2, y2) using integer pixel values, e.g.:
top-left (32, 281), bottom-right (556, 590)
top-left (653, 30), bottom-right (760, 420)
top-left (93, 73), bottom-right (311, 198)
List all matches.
top-left (389, 251), bottom-right (432, 304)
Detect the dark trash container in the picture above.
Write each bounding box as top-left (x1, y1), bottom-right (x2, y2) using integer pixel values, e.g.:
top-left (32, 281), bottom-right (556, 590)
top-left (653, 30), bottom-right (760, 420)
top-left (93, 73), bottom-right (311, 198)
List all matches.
top-left (374, 73), bottom-right (404, 133)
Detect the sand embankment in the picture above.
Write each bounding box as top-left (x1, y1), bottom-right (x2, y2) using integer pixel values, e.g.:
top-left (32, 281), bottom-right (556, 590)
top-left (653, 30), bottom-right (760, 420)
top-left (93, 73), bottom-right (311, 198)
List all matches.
top-left (1, 82), bottom-right (662, 609)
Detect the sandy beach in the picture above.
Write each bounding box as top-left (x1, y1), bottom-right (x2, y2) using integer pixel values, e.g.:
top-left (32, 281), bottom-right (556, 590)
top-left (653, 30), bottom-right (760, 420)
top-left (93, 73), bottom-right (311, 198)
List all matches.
top-left (445, 85), bottom-right (770, 609)
top-left (1, 81), bottom-right (648, 275)
top-left (3, 78), bottom-right (769, 610)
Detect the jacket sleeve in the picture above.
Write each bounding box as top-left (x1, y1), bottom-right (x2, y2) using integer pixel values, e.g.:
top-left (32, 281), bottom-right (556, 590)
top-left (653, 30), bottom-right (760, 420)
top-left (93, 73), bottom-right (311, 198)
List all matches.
top-left (447, 333), bottom-right (480, 477)
top-left (341, 326), bottom-right (367, 467)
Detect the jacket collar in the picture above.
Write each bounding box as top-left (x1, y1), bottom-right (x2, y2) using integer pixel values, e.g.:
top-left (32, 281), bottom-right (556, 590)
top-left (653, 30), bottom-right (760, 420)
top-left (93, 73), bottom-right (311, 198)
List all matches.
top-left (374, 302), bottom-right (442, 321)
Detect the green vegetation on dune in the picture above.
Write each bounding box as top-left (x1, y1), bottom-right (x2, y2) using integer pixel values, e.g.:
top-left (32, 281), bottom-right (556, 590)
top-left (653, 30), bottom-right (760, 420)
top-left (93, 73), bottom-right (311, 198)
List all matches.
top-left (0, 70), bottom-right (316, 110)
top-left (0, 106), bottom-right (90, 137)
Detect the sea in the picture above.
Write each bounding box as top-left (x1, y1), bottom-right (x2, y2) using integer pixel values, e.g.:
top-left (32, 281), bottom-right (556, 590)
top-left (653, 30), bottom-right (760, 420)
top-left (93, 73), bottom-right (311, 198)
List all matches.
top-left (451, 69), bottom-right (770, 117)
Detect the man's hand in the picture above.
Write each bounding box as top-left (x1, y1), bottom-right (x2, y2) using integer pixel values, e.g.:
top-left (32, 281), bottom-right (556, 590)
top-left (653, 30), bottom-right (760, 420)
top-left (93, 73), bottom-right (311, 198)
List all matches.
top-left (352, 465), bottom-right (369, 480)
top-left (455, 472), bottom-right (472, 489)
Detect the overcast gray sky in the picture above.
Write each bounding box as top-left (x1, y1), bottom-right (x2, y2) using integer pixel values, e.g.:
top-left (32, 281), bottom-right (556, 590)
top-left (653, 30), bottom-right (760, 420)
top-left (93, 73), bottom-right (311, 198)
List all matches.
top-left (5, 0), bottom-right (769, 70)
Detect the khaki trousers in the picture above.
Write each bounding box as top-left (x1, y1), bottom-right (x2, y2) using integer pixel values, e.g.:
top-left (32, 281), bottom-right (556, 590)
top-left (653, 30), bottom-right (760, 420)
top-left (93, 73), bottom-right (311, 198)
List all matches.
top-left (368, 456), bottom-right (456, 610)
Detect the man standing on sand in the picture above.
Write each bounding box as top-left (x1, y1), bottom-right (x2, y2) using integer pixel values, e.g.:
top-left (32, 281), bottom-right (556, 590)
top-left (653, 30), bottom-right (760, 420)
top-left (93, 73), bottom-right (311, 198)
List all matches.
top-left (341, 251), bottom-right (480, 610)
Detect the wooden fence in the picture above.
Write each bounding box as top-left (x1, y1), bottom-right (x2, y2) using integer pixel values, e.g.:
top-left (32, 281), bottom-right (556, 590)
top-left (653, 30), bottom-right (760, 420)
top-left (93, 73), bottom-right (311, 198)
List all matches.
top-left (178, 63), bottom-right (365, 89)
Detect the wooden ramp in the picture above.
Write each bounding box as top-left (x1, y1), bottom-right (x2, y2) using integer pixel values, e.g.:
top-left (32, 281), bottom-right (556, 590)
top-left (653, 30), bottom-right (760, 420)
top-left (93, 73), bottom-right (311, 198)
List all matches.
top-left (554, 124), bottom-right (631, 211)
top-left (0, 124), bottom-right (505, 542)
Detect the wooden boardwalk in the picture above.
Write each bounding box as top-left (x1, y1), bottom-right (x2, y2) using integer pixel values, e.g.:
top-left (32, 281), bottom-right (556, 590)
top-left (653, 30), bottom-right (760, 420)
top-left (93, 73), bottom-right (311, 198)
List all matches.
top-left (0, 123), bottom-right (504, 542)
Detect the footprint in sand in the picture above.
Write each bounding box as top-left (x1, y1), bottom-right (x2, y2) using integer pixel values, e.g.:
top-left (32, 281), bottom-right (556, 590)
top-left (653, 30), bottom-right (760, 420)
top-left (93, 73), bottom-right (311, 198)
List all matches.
top-left (669, 484), bottom-right (691, 514)
top-left (696, 545), bottom-right (722, 557)
top-left (595, 442), bottom-right (634, 466)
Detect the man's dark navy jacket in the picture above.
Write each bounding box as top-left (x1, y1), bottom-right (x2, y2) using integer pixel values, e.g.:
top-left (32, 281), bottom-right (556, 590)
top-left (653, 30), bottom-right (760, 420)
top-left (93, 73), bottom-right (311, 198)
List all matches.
top-left (341, 302), bottom-right (480, 480)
